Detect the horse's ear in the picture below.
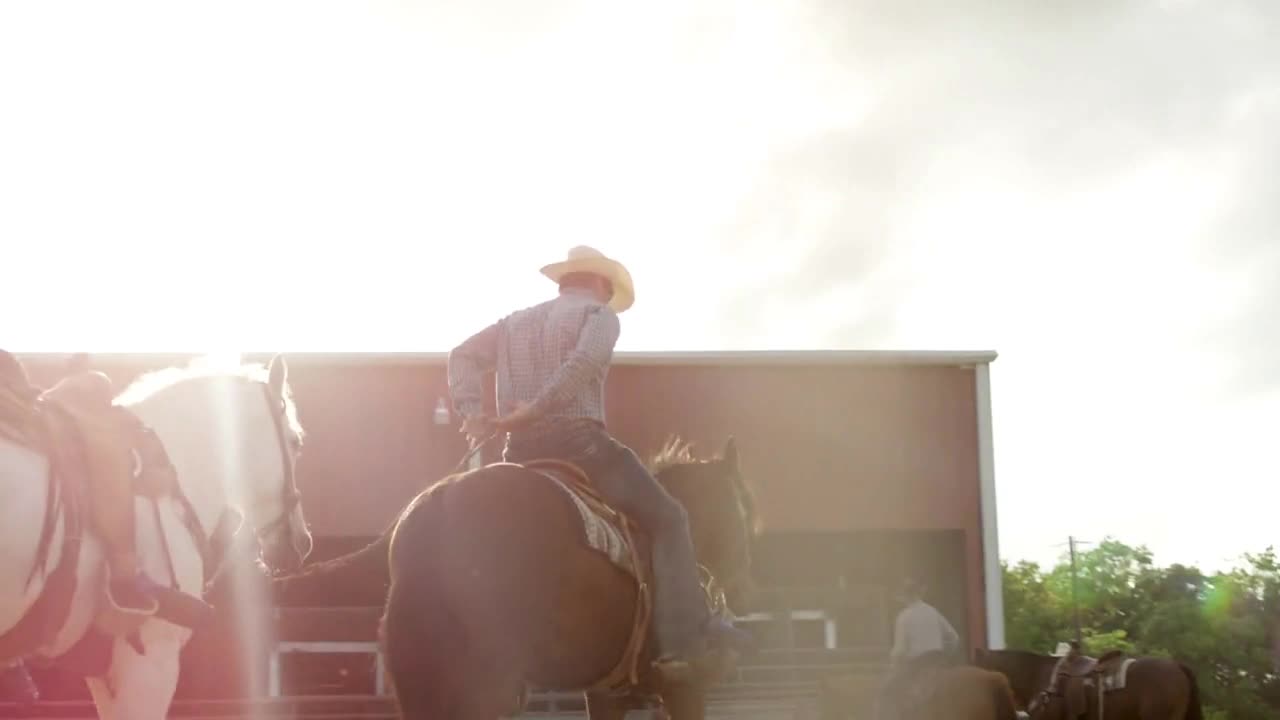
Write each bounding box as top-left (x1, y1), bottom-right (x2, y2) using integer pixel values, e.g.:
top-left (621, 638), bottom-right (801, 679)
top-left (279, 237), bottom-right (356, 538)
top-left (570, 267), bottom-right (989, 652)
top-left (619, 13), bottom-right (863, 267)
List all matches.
top-left (267, 354), bottom-right (288, 396)
top-left (720, 435), bottom-right (739, 471)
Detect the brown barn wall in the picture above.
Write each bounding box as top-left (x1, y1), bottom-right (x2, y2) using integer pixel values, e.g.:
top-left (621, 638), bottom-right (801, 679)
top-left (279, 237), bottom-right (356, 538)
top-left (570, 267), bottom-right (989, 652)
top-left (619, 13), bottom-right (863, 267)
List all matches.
top-left (13, 352), bottom-right (988, 648)
top-left (601, 363), bottom-right (985, 647)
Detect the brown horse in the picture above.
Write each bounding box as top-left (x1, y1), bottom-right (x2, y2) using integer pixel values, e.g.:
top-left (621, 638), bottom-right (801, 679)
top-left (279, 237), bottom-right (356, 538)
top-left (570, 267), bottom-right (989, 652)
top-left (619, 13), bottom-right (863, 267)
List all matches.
top-left (362, 436), bottom-right (756, 719)
top-left (972, 648), bottom-right (1203, 720)
top-left (819, 664), bottom-right (1019, 720)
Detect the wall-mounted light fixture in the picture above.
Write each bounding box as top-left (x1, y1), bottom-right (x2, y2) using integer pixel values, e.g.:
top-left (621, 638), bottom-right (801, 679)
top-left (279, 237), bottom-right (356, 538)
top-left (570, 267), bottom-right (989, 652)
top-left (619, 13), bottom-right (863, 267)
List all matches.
top-left (433, 397), bottom-right (451, 426)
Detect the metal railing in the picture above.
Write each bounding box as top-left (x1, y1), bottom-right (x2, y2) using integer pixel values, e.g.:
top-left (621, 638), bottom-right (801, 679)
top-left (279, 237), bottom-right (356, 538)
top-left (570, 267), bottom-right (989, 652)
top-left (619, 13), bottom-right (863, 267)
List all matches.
top-left (267, 609), bottom-right (847, 697)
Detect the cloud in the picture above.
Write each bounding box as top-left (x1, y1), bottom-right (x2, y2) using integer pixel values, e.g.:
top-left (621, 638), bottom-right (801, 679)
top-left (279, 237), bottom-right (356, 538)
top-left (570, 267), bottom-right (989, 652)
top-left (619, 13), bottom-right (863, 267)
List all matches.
top-left (694, 1), bottom-right (1279, 381)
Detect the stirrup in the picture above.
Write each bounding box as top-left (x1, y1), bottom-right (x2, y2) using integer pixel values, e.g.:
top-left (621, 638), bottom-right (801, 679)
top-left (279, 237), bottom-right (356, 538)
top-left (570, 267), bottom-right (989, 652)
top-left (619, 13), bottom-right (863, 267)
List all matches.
top-left (105, 579), bottom-right (161, 617)
top-left (143, 580), bottom-right (216, 631)
top-left (96, 582), bottom-right (160, 637)
top-left (650, 657), bottom-right (696, 685)
top-left (650, 646), bottom-right (738, 686)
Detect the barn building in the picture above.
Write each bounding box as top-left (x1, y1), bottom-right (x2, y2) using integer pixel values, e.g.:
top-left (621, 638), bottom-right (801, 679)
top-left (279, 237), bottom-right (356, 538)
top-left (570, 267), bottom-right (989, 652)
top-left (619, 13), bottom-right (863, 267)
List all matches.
top-left (15, 349), bottom-right (1003, 701)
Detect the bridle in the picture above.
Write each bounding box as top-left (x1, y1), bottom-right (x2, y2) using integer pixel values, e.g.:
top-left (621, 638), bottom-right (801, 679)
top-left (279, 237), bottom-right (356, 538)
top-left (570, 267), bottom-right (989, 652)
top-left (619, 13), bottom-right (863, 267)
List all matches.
top-left (1027, 688), bottom-right (1053, 717)
top-left (1024, 662), bottom-right (1065, 719)
top-left (250, 380), bottom-right (303, 557)
top-left (124, 377), bottom-right (304, 589)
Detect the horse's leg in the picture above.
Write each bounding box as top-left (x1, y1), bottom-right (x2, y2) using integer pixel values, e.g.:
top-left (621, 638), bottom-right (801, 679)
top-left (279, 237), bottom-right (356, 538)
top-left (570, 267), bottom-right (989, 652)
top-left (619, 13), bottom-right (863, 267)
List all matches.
top-left (659, 682), bottom-right (708, 720)
top-left (452, 648), bottom-right (527, 719)
top-left (84, 634), bottom-right (182, 720)
top-left (381, 569), bottom-right (465, 719)
top-left (585, 690), bottom-right (634, 720)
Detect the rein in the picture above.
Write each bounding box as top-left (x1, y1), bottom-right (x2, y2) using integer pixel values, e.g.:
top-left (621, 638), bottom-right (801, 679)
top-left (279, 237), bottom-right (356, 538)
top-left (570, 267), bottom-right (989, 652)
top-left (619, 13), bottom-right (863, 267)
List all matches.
top-left (451, 431), bottom-right (501, 474)
top-left (250, 381), bottom-right (303, 552)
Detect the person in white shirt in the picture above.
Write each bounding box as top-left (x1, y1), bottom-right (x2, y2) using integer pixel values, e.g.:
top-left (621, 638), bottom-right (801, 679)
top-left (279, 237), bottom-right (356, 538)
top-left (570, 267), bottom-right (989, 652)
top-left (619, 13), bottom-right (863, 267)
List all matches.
top-left (875, 578), bottom-right (962, 720)
top-left (890, 579), bottom-right (960, 665)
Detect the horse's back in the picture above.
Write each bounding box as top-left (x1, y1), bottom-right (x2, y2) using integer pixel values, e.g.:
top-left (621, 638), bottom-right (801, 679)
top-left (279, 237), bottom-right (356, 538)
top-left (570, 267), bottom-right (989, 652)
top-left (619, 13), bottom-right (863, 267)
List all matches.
top-left (1123, 656), bottom-right (1197, 715)
top-left (390, 464), bottom-right (585, 575)
top-left (387, 462), bottom-right (639, 686)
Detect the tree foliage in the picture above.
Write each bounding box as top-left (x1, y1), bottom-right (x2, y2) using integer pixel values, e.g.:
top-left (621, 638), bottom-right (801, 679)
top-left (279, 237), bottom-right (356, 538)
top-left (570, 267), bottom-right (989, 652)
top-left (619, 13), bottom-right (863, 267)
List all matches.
top-left (1001, 538), bottom-right (1280, 720)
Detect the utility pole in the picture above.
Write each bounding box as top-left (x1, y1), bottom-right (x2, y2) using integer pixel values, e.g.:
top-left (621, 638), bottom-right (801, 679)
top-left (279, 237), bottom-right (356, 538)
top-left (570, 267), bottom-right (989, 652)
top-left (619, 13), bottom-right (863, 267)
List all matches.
top-left (1069, 536), bottom-right (1083, 647)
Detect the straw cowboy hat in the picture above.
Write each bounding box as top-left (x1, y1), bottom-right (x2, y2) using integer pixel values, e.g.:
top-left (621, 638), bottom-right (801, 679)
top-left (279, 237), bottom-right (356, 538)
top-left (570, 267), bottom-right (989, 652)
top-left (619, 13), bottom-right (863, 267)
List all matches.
top-left (540, 245), bottom-right (635, 313)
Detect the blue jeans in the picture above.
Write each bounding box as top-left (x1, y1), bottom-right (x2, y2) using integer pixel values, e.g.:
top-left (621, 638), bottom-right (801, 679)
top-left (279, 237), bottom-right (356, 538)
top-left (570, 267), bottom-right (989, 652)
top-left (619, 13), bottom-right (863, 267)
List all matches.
top-left (504, 420), bottom-right (711, 658)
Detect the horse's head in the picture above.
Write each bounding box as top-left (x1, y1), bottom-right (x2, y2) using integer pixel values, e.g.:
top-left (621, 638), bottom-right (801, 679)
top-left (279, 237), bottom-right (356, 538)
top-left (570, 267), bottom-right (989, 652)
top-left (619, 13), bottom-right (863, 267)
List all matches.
top-left (248, 355), bottom-right (312, 571)
top-left (652, 436), bottom-right (760, 612)
top-left (116, 354), bottom-right (313, 574)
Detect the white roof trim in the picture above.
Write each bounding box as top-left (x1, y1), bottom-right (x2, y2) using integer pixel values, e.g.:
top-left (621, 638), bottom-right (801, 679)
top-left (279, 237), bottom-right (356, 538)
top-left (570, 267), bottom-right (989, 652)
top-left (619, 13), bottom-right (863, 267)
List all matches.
top-left (13, 349), bottom-right (997, 368)
top-left (611, 350), bottom-right (997, 367)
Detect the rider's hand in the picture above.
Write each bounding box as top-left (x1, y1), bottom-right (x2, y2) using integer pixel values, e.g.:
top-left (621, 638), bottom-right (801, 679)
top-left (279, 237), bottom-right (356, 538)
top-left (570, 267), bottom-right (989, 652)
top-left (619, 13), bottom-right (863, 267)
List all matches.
top-left (495, 401), bottom-right (537, 431)
top-left (460, 414), bottom-right (495, 445)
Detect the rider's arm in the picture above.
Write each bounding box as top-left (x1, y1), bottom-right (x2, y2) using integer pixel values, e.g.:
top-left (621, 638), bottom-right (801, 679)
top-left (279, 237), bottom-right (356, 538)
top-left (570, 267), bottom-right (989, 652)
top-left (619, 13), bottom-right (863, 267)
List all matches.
top-left (527, 305), bottom-right (620, 418)
top-left (448, 319), bottom-right (501, 419)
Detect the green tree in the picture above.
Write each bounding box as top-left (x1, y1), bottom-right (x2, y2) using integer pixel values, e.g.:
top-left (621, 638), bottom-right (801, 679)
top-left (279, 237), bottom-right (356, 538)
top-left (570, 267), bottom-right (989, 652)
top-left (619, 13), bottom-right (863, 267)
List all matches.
top-left (1000, 559), bottom-right (1063, 653)
top-left (1043, 538), bottom-right (1158, 641)
top-left (1000, 539), bottom-right (1280, 720)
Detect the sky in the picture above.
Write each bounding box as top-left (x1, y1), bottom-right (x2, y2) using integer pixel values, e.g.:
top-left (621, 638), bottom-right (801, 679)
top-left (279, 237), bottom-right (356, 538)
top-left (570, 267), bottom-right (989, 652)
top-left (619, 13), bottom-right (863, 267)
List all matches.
top-left (2, 1), bottom-right (1277, 573)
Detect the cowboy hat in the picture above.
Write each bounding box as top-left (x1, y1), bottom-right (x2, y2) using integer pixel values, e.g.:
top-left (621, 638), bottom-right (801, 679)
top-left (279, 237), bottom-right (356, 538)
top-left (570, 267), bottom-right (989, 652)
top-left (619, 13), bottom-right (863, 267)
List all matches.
top-left (540, 245), bottom-right (635, 313)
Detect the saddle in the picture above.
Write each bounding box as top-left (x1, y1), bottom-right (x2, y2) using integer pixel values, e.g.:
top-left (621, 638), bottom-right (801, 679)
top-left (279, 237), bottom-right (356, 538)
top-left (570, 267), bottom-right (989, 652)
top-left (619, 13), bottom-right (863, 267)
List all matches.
top-left (509, 458), bottom-right (655, 692)
top-left (1044, 647), bottom-right (1129, 720)
top-left (0, 367), bottom-right (103, 665)
top-left (507, 458), bottom-right (731, 694)
top-left (0, 357), bottom-right (196, 666)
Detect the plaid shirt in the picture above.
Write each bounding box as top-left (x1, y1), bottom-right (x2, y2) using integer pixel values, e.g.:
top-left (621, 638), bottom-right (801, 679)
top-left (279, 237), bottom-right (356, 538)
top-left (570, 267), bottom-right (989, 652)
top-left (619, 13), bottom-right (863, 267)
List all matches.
top-left (447, 288), bottom-right (621, 431)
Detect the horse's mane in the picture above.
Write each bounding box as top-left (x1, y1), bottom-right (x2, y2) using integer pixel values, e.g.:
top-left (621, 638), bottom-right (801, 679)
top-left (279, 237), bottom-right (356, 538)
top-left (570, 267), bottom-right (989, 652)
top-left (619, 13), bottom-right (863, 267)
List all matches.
top-left (647, 436), bottom-right (700, 474)
top-left (114, 356), bottom-right (304, 441)
top-left (647, 435), bottom-right (761, 533)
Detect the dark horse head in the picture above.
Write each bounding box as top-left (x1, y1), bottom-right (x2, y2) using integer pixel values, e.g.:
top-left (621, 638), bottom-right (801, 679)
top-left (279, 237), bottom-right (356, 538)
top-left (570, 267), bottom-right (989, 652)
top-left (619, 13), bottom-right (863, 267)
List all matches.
top-left (647, 435), bottom-right (760, 611)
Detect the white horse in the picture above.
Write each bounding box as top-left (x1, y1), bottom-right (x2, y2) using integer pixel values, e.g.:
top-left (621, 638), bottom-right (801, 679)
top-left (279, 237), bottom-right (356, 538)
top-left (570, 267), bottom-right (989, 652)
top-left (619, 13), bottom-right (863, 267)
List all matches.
top-left (0, 354), bottom-right (313, 719)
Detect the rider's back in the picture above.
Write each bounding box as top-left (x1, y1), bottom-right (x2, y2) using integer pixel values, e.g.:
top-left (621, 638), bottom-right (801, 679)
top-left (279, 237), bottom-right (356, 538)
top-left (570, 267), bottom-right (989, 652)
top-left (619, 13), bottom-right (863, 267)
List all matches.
top-left (894, 600), bottom-right (959, 662)
top-left (495, 290), bottom-right (619, 436)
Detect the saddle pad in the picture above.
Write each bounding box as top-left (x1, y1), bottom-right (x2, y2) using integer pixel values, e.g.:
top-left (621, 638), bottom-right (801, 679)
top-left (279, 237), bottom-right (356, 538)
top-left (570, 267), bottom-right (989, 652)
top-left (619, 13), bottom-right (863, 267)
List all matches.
top-left (530, 468), bottom-right (634, 576)
top-left (1100, 658), bottom-right (1138, 691)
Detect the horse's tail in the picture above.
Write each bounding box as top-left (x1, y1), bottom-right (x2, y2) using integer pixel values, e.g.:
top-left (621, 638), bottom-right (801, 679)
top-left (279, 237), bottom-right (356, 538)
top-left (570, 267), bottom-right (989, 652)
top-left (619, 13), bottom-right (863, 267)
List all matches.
top-left (269, 517), bottom-right (396, 606)
top-left (1179, 662), bottom-right (1204, 720)
top-left (380, 485), bottom-right (464, 719)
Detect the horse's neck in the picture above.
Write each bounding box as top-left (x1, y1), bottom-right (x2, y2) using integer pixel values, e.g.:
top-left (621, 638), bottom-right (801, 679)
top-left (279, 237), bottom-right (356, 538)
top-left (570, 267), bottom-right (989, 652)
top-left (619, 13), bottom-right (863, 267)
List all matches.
top-left (993, 654), bottom-right (1049, 700)
top-left (125, 382), bottom-right (238, 538)
top-left (1033, 657), bottom-right (1058, 689)
top-left (657, 474), bottom-right (724, 567)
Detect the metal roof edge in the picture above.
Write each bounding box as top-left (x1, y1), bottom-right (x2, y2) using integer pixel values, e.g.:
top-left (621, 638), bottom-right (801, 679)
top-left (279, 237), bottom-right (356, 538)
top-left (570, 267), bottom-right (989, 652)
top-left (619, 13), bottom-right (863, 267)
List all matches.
top-left (612, 350), bottom-right (997, 367)
top-left (12, 349), bottom-right (998, 368)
